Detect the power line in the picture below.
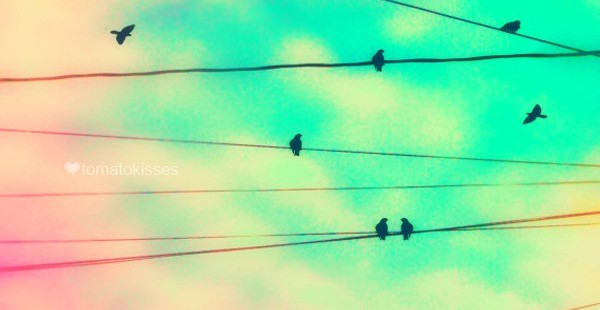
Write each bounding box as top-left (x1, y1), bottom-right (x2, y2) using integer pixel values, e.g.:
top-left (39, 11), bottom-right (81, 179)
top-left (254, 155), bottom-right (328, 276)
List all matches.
top-left (1, 180), bottom-right (598, 198)
top-left (457, 222), bottom-right (600, 232)
top-left (0, 231), bottom-right (371, 244)
top-left (1, 51), bottom-right (598, 83)
top-left (2, 128), bottom-right (599, 168)
top-left (3, 222), bottom-right (599, 245)
top-left (2, 209), bottom-right (599, 272)
top-left (566, 302), bottom-right (600, 310)
top-left (414, 210), bottom-right (600, 233)
top-left (380, 0), bottom-right (596, 56)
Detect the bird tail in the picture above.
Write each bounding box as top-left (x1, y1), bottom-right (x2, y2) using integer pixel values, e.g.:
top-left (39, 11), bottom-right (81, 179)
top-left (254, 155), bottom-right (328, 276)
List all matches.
top-left (110, 31), bottom-right (119, 34)
top-left (538, 115), bottom-right (547, 118)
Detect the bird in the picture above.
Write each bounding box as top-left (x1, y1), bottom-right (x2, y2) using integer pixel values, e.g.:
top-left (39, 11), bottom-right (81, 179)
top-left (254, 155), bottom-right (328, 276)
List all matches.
top-left (289, 134), bottom-right (302, 156)
top-left (375, 218), bottom-right (389, 241)
top-left (500, 20), bottom-right (520, 33)
top-left (523, 104), bottom-right (547, 125)
top-left (372, 49), bottom-right (385, 72)
top-left (400, 218), bottom-right (414, 241)
top-left (111, 24), bottom-right (135, 45)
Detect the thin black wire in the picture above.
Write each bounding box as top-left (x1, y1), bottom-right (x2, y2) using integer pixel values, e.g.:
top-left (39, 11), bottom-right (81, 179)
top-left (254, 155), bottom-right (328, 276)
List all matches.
top-left (2, 222), bottom-right (598, 244)
top-left (0, 231), bottom-right (371, 244)
top-left (1, 180), bottom-right (598, 198)
top-left (566, 302), bottom-right (600, 310)
top-left (456, 222), bottom-right (600, 232)
top-left (2, 128), bottom-right (599, 168)
top-left (380, 0), bottom-right (597, 56)
top-left (2, 209), bottom-right (599, 272)
top-left (0, 51), bottom-right (598, 83)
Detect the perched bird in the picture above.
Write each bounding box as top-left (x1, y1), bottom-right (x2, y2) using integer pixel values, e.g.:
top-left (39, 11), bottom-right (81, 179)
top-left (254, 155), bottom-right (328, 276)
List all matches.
top-left (500, 20), bottom-right (520, 33)
top-left (372, 49), bottom-right (385, 72)
top-left (289, 134), bottom-right (302, 156)
top-left (523, 104), bottom-right (547, 125)
top-left (111, 24), bottom-right (135, 45)
top-left (400, 218), bottom-right (414, 241)
top-left (375, 218), bottom-right (389, 241)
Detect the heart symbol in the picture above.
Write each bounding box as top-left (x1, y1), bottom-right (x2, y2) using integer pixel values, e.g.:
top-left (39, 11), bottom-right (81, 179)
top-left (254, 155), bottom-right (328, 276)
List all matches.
top-left (64, 162), bottom-right (81, 175)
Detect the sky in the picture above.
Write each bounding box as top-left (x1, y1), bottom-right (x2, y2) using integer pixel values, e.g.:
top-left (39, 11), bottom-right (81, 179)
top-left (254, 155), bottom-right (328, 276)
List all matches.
top-left (0, 0), bottom-right (599, 309)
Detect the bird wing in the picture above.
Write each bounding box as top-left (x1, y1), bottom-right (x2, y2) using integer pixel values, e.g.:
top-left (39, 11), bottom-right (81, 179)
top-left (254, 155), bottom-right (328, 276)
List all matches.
top-left (501, 22), bottom-right (518, 32)
top-left (523, 114), bottom-right (536, 124)
top-left (116, 35), bottom-right (126, 45)
top-left (122, 24), bottom-right (135, 34)
top-left (532, 104), bottom-right (541, 114)
top-left (376, 223), bottom-right (387, 233)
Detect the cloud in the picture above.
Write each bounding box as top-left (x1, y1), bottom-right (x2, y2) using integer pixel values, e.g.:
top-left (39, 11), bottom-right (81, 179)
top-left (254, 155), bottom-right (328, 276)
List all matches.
top-left (402, 269), bottom-right (541, 310)
top-left (384, 11), bottom-right (439, 42)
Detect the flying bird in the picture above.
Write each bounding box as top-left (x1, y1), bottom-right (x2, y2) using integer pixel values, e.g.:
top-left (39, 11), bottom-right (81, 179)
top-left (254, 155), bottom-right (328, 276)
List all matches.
top-left (111, 24), bottom-right (135, 45)
top-left (289, 134), bottom-right (302, 156)
top-left (500, 20), bottom-right (520, 33)
top-left (372, 49), bottom-right (385, 72)
top-left (375, 218), bottom-right (389, 241)
top-left (400, 218), bottom-right (414, 241)
top-left (523, 104), bottom-right (547, 125)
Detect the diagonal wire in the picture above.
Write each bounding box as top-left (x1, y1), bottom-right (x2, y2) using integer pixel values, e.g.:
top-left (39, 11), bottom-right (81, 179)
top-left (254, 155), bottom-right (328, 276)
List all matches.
top-left (0, 231), bottom-right (371, 244)
top-left (2, 209), bottom-right (599, 272)
top-left (2, 128), bottom-right (599, 168)
top-left (380, 0), bottom-right (597, 56)
top-left (456, 222), bottom-right (600, 232)
top-left (2, 223), bottom-right (599, 244)
top-left (1, 180), bottom-right (598, 198)
top-left (566, 302), bottom-right (600, 310)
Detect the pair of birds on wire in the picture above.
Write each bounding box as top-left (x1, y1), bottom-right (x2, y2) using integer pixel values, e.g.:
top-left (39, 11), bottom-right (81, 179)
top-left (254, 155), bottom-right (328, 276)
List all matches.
top-left (376, 218), bottom-right (413, 241)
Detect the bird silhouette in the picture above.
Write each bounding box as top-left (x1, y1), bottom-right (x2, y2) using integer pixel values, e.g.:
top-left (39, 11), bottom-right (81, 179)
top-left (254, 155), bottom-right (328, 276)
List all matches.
top-left (375, 218), bottom-right (389, 240)
top-left (289, 134), bottom-right (302, 156)
top-left (523, 104), bottom-right (547, 125)
top-left (372, 49), bottom-right (385, 72)
top-left (400, 218), bottom-right (414, 241)
top-left (500, 20), bottom-right (520, 33)
top-left (111, 24), bottom-right (135, 45)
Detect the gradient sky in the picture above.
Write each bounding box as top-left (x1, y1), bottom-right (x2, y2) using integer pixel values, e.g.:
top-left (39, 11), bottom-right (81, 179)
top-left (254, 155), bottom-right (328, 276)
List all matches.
top-left (0, 0), bottom-right (599, 309)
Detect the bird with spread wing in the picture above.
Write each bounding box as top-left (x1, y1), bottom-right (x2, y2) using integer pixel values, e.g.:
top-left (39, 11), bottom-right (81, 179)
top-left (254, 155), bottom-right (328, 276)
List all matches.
top-left (523, 104), bottom-right (547, 125)
top-left (111, 24), bottom-right (135, 45)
